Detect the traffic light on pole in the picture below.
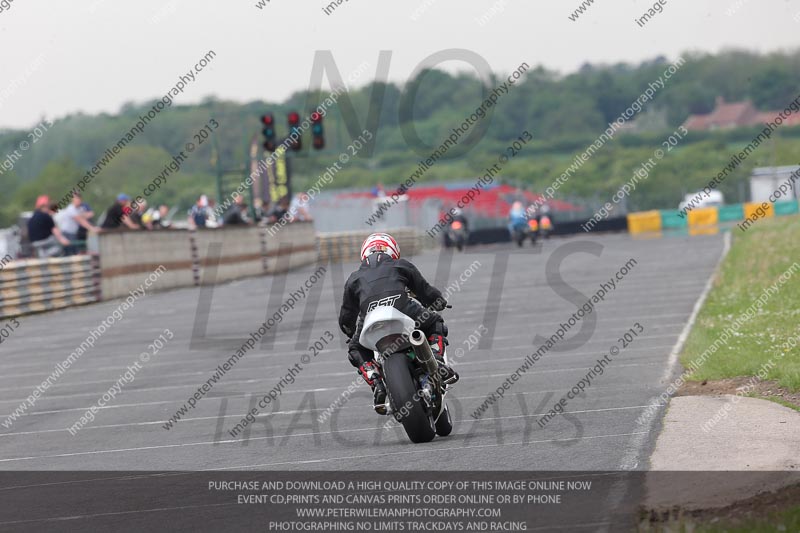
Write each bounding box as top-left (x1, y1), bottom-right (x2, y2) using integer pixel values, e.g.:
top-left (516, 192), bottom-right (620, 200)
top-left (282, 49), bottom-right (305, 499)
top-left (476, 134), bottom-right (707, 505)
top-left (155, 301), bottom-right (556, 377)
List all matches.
top-left (287, 111), bottom-right (301, 151)
top-left (311, 111), bottom-right (324, 150)
top-left (261, 113), bottom-right (276, 152)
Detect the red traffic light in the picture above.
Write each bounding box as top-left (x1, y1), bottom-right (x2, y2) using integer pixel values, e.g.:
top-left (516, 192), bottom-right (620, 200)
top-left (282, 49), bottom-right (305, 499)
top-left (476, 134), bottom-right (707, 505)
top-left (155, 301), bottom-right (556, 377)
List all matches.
top-left (288, 111), bottom-right (300, 125)
top-left (261, 113), bottom-right (274, 125)
top-left (310, 111), bottom-right (322, 122)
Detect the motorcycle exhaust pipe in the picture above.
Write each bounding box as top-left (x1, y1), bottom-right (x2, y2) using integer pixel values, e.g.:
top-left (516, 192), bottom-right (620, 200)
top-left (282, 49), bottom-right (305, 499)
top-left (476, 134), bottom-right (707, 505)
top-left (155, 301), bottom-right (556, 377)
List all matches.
top-left (409, 329), bottom-right (439, 376)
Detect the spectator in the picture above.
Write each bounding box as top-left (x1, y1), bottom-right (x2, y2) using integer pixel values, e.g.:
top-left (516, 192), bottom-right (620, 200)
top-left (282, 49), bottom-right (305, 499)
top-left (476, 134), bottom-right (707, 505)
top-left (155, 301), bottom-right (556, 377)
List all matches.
top-left (222, 194), bottom-right (250, 226)
top-left (267, 195), bottom-right (291, 223)
top-left (101, 194), bottom-right (140, 230)
top-left (289, 193), bottom-right (312, 221)
top-left (150, 204), bottom-right (172, 229)
top-left (75, 194), bottom-right (96, 243)
top-left (28, 195), bottom-right (70, 257)
top-left (253, 198), bottom-right (267, 223)
top-left (207, 197), bottom-right (220, 227)
top-left (130, 199), bottom-right (152, 230)
top-left (55, 191), bottom-right (97, 255)
top-left (189, 195), bottom-right (209, 229)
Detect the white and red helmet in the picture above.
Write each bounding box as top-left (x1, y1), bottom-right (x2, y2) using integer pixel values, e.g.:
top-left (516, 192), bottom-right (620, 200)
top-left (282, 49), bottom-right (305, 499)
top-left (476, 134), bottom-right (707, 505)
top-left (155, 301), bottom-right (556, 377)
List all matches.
top-left (360, 232), bottom-right (400, 260)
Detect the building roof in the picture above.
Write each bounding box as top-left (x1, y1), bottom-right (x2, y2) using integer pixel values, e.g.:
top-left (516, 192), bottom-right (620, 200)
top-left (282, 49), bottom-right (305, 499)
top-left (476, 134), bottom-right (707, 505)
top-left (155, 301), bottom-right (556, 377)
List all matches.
top-left (684, 97), bottom-right (800, 131)
top-left (751, 165), bottom-right (800, 178)
top-left (683, 98), bottom-right (758, 130)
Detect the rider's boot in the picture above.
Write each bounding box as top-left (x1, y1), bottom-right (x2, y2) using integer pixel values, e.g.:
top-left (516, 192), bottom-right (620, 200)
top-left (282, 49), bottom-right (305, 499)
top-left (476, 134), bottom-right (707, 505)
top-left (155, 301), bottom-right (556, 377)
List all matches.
top-left (359, 361), bottom-right (388, 414)
top-left (428, 334), bottom-right (459, 385)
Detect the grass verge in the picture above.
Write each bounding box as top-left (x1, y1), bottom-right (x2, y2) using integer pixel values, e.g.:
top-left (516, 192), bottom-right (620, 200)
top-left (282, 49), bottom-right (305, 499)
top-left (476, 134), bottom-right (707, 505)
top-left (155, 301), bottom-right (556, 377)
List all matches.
top-left (680, 214), bottom-right (800, 391)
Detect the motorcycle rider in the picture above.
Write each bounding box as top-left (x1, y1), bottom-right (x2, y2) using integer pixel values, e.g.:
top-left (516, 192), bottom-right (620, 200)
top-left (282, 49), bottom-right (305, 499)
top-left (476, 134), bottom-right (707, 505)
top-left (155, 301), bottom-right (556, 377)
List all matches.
top-left (339, 233), bottom-right (457, 409)
top-left (508, 201), bottom-right (528, 235)
top-left (451, 207), bottom-right (468, 231)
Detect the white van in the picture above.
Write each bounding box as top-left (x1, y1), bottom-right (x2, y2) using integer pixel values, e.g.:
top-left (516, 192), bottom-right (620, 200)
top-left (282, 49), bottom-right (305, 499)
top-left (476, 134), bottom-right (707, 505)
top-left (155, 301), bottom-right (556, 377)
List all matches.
top-left (679, 190), bottom-right (724, 211)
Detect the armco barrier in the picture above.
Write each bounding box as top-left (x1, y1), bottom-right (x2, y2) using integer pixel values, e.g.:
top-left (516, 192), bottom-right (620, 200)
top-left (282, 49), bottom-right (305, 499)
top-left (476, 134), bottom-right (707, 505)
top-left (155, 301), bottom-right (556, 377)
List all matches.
top-left (0, 255), bottom-right (100, 320)
top-left (98, 222), bottom-right (318, 300)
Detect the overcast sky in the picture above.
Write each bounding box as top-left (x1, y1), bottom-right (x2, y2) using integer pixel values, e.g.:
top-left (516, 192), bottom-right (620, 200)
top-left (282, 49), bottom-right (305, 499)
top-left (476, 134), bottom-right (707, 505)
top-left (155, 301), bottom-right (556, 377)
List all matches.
top-left (1, 0), bottom-right (798, 129)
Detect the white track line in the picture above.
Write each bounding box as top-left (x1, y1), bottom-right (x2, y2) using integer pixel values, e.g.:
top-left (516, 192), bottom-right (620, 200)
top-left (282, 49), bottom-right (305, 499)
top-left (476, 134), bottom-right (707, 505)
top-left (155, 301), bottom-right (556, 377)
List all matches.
top-left (0, 382), bottom-right (653, 424)
top-left (0, 403), bottom-right (650, 438)
top-left (618, 231), bottom-right (731, 471)
top-left (207, 431), bottom-right (651, 470)
top-left (0, 406), bottom-right (652, 463)
top-left (0, 356), bottom-right (668, 405)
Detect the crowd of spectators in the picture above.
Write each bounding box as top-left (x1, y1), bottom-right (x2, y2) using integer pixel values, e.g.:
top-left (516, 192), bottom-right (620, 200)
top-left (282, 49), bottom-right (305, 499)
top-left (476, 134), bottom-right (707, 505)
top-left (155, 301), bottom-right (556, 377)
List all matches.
top-left (26, 192), bottom-right (173, 258)
top-left (25, 190), bottom-right (311, 258)
top-left (187, 193), bottom-right (311, 229)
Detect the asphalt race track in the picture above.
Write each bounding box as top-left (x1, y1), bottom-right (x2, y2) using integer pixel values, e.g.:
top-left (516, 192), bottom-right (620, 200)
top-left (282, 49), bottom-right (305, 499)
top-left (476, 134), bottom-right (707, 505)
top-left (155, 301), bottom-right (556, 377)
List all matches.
top-left (0, 233), bottom-right (726, 474)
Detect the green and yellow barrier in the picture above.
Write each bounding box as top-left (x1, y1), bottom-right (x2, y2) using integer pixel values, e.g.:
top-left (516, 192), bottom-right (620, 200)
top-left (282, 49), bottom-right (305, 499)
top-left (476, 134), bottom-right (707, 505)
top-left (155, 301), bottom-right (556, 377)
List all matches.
top-left (627, 210), bottom-right (662, 236)
top-left (774, 200), bottom-right (799, 216)
top-left (687, 207), bottom-right (719, 235)
top-left (627, 199), bottom-right (799, 238)
top-left (744, 201), bottom-right (774, 221)
top-left (717, 204), bottom-right (744, 222)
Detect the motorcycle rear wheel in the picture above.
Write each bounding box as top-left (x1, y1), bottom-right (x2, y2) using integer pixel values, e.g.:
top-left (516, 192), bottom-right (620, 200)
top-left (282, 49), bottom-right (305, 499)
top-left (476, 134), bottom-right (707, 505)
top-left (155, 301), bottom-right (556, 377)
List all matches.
top-left (383, 353), bottom-right (436, 443)
top-left (435, 403), bottom-right (453, 437)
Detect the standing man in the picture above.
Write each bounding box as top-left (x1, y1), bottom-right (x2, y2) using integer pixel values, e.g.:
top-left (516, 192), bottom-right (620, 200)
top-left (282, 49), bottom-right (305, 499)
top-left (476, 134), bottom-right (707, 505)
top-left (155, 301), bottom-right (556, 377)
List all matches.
top-left (75, 194), bottom-right (96, 244)
top-left (189, 195), bottom-right (209, 229)
top-left (101, 194), bottom-right (140, 230)
top-left (56, 191), bottom-right (97, 254)
top-left (28, 196), bottom-right (70, 257)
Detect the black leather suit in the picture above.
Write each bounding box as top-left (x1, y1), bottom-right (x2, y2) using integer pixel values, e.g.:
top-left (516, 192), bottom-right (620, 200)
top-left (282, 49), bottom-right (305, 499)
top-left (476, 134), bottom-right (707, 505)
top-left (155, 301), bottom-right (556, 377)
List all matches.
top-left (339, 253), bottom-right (448, 367)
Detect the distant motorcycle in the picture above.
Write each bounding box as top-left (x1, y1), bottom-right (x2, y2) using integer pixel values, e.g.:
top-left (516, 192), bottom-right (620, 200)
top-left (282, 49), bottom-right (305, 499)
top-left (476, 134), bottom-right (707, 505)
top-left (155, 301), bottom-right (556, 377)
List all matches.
top-left (446, 220), bottom-right (467, 251)
top-left (539, 215), bottom-right (553, 239)
top-left (510, 220), bottom-right (538, 247)
top-left (359, 304), bottom-right (456, 444)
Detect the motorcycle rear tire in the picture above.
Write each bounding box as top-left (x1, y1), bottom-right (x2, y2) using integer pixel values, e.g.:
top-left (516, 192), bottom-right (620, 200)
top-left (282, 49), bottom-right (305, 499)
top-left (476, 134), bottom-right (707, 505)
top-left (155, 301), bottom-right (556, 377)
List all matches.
top-left (383, 353), bottom-right (436, 443)
top-left (435, 403), bottom-right (453, 437)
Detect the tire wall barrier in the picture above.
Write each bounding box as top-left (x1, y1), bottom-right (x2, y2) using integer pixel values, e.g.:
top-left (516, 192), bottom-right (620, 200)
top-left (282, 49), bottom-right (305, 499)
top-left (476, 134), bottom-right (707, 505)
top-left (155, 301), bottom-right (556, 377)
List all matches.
top-left (98, 222), bottom-right (318, 300)
top-left (317, 228), bottom-right (423, 263)
top-left (0, 255), bottom-right (100, 320)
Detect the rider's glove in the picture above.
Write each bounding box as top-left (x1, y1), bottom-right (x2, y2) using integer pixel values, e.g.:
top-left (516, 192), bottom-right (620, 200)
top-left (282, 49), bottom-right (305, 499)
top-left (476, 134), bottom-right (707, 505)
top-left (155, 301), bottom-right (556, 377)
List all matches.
top-left (431, 298), bottom-right (448, 311)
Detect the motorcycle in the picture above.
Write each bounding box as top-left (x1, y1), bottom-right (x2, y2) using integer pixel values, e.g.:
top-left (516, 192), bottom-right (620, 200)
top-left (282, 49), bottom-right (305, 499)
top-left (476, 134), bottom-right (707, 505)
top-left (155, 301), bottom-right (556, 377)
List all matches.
top-left (445, 220), bottom-right (467, 251)
top-left (539, 215), bottom-right (553, 239)
top-left (359, 304), bottom-right (456, 443)
top-left (510, 220), bottom-right (538, 247)
top-left (527, 218), bottom-right (540, 245)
